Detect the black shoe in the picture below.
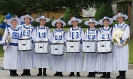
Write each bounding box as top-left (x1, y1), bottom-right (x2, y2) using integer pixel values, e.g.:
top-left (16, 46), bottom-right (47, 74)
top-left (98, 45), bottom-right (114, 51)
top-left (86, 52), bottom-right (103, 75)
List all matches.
top-left (100, 72), bottom-right (106, 78)
top-left (10, 73), bottom-right (15, 77)
top-left (119, 76), bottom-right (125, 79)
top-left (13, 70), bottom-right (18, 76)
top-left (14, 73), bottom-right (18, 76)
top-left (91, 72), bottom-right (95, 77)
top-left (27, 70), bottom-right (31, 76)
top-left (59, 72), bottom-right (63, 77)
top-left (21, 70), bottom-right (27, 76)
top-left (43, 68), bottom-right (47, 76)
top-left (76, 72), bottom-right (80, 77)
top-left (37, 72), bottom-right (42, 76)
top-left (116, 75), bottom-right (120, 78)
top-left (37, 68), bottom-right (42, 76)
top-left (105, 72), bottom-right (110, 78)
top-left (54, 72), bottom-right (59, 76)
top-left (69, 72), bottom-right (75, 77)
top-left (87, 72), bottom-right (92, 77)
top-left (43, 73), bottom-right (47, 76)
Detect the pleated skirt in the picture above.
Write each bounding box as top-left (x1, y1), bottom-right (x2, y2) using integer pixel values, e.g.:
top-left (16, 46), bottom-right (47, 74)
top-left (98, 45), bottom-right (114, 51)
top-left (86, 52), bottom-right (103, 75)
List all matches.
top-left (83, 53), bottom-right (96, 72)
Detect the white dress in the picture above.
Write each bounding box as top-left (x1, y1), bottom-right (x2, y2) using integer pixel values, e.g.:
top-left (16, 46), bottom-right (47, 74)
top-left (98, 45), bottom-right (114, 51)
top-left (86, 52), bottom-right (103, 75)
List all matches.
top-left (83, 27), bottom-right (97, 72)
top-left (66, 26), bottom-right (84, 72)
top-left (32, 26), bottom-right (50, 68)
top-left (50, 28), bottom-right (66, 72)
top-left (2, 26), bottom-right (21, 69)
top-left (18, 24), bottom-right (34, 69)
top-left (95, 26), bottom-right (113, 72)
top-left (112, 22), bottom-right (129, 71)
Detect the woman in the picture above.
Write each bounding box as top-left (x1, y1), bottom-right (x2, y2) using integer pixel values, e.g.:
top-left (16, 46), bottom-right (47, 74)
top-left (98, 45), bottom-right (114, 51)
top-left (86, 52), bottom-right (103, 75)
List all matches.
top-left (50, 19), bottom-right (66, 77)
top-left (112, 13), bottom-right (129, 79)
top-left (66, 17), bottom-right (84, 77)
top-left (83, 18), bottom-right (99, 77)
top-left (33, 16), bottom-right (50, 76)
top-left (2, 18), bottom-right (21, 76)
top-left (19, 14), bottom-right (34, 76)
top-left (95, 16), bottom-right (113, 78)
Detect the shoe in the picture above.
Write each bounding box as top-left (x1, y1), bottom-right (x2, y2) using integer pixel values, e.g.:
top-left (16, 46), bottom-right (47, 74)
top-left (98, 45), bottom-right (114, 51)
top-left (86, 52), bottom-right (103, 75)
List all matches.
top-left (21, 70), bottom-right (27, 76)
top-left (37, 73), bottom-right (42, 76)
top-left (43, 68), bottom-right (47, 76)
top-left (54, 72), bottom-right (59, 76)
top-left (43, 73), bottom-right (47, 76)
top-left (10, 70), bottom-right (15, 77)
top-left (87, 72), bottom-right (92, 77)
top-left (69, 72), bottom-right (75, 77)
top-left (100, 72), bottom-right (106, 78)
top-left (91, 72), bottom-right (95, 77)
top-left (59, 72), bottom-right (63, 77)
top-left (27, 70), bottom-right (31, 76)
top-left (76, 72), bottom-right (80, 77)
top-left (37, 68), bottom-right (42, 76)
top-left (105, 72), bottom-right (111, 78)
top-left (116, 75), bottom-right (120, 78)
top-left (13, 70), bottom-right (18, 76)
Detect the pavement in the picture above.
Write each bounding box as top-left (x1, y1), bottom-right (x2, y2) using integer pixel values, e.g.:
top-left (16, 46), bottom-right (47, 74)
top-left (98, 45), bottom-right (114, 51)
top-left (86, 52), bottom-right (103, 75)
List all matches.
top-left (0, 57), bottom-right (132, 79)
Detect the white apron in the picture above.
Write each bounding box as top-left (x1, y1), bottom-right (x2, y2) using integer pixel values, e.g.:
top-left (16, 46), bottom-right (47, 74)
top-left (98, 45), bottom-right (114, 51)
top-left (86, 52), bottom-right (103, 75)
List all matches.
top-left (66, 27), bottom-right (84, 72)
top-left (112, 22), bottom-right (129, 71)
top-left (95, 26), bottom-right (113, 72)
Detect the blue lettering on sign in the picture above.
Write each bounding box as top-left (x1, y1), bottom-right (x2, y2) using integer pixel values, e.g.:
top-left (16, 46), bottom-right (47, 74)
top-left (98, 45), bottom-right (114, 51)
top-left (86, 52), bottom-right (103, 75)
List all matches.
top-left (72, 32), bottom-right (79, 39)
top-left (55, 35), bottom-right (62, 40)
top-left (12, 32), bottom-right (19, 39)
top-left (102, 34), bottom-right (109, 39)
top-left (88, 35), bottom-right (95, 39)
top-left (23, 30), bottom-right (30, 37)
top-left (39, 32), bottom-right (46, 38)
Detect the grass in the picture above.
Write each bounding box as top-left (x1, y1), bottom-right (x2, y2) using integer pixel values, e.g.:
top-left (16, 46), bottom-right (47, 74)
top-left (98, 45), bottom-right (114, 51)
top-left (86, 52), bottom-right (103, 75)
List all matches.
top-left (0, 28), bottom-right (133, 64)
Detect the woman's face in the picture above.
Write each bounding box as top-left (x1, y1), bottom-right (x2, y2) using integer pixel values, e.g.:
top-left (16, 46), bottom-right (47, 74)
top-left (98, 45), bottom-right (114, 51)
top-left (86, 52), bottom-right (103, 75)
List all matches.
top-left (11, 20), bottom-right (17, 28)
top-left (117, 17), bottom-right (124, 23)
top-left (39, 19), bottom-right (46, 26)
top-left (56, 22), bottom-right (62, 29)
top-left (24, 17), bottom-right (31, 24)
top-left (89, 22), bottom-right (95, 28)
top-left (72, 21), bottom-right (78, 27)
top-left (103, 19), bottom-right (109, 26)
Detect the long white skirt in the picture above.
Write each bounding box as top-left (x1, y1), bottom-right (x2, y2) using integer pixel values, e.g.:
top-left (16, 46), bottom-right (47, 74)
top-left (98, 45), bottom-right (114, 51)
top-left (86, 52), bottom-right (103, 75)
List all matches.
top-left (33, 53), bottom-right (50, 68)
top-left (83, 53), bottom-right (96, 72)
top-left (112, 45), bottom-right (129, 71)
top-left (3, 46), bottom-right (19, 69)
top-left (18, 51), bottom-right (33, 69)
top-left (66, 53), bottom-right (83, 72)
top-left (95, 53), bottom-right (113, 72)
top-left (50, 55), bottom-right (66, 72)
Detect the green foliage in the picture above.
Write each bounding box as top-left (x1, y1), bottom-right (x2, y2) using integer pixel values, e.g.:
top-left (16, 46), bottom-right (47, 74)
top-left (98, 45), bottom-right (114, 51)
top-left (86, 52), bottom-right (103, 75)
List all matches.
top-left (95, 3), bottom-right (113, 21)
top-left (0, 15), bottom-right (5, 23)
top-left (63, 7), bottom-right (81, 28)
top-left (0, 0), bottom-right (116, 17)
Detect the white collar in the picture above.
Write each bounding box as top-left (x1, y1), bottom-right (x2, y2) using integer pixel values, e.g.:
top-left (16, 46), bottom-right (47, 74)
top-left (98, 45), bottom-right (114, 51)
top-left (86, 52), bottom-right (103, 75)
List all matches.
top-left (72, 26), bottom-right (78, 29)
top-left (24, 24), bottom-right (31, 27)
top-left (118, 22), bottom-right (125, 26)
top-left (103, 26), bottom-right (109, 29)
top-left (90, 27), bottom-right (95, 30)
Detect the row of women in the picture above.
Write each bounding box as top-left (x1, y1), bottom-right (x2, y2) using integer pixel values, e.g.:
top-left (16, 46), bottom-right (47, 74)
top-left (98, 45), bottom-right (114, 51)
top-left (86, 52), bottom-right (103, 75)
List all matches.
top-left (1, 13), bottom-right (129, 79)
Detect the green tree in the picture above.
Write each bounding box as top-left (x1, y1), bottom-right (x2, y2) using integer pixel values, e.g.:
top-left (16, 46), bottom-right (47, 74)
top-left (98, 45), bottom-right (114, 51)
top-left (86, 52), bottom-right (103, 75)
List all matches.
top-left (0, 0), bottom-right (116, 17)
top-left (95, 3), bottom-right (113, 21)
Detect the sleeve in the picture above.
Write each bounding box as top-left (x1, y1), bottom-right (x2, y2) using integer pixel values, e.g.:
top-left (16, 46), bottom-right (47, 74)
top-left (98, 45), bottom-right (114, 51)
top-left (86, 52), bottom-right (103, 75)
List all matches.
top-left (49, 30), bottom-right (54, 42)
top-left (97, 28), bottom-right (101, 40)
top-left (112, 24), bottom-right (119, 42)
top-left (66, 28), bottom-right (71, 40)
top-left (84, 29), bottom-right (87, 40)
top-left (120, 25), bottom-right (130, 44)
top-left (63, 31), bottom-right (66, 43)
top-left (80, 28), bottom-right (84, 40)
top-left (47, 27), bottom-right (51, 39)
top-left (2, 28), bottom-right (8, 45)
top-left (31, 27), bottom-right (37, 42)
